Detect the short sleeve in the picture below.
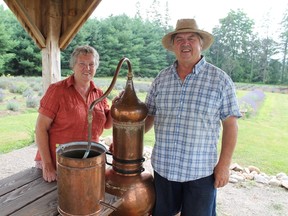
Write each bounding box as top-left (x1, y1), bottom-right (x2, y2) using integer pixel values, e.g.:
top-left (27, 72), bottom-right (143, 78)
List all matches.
top-left (38, 84), bottom-right (61, 120)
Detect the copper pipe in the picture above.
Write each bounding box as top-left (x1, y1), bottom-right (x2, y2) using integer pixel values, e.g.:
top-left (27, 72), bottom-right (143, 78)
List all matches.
top-left (83, 57), bottom-right (132, 158)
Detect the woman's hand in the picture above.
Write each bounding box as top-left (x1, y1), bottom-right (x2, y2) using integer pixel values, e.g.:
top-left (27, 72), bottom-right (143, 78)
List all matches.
top-left (42, 162), bottom-right (57, 182)
top-left (109, 142), bottom-right (114, 154)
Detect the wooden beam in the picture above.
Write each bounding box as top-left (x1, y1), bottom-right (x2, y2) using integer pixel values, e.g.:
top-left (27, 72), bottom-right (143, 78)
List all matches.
top-left (59, 0), bottom-right (101, 49)
top-left (8, 0), bottom-right (46, 48)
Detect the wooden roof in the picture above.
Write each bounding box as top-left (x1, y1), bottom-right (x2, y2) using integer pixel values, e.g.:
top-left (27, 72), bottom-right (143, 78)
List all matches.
top-left (4, 0), bottom-right (102, 91)
top-left (4, 0), bottom-right (102, 50)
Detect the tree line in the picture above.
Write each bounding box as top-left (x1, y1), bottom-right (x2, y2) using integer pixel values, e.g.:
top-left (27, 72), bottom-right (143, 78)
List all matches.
top-left (0, 1), bottom-right (288, 84)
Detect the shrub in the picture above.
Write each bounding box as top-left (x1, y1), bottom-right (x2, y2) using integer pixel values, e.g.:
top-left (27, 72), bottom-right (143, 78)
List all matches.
top-left (0, 80), bottom-right (10, 89)
top-left (135, 83), bottom-right (150, 93)
top-left (0, 88), bottom-right (4, 102)
top-left (32, 83), bottom-right (43, 92)
top-left (7, 100), bottom-right (20, 111)
top-left (115, 83), bottom-right (125, 90)
top-left (9, 82), bottom-right (29, 94)
top-left (26, 96), bottom-right (39, 108)
top-left (22, 88), bottom-right (34, 97)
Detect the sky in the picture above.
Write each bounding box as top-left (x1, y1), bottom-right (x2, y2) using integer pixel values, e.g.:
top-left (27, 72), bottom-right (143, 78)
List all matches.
top-left (94, 0), bottom-right (288, 40)
top-left (1, 0), bottom-right (287, 40)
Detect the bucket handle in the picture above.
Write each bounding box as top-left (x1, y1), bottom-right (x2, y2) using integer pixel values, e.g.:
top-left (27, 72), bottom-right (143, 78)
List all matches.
top-left (99, 200), bottom-right (118, 211)
top-left (105, 151), bottom-right (113, 166)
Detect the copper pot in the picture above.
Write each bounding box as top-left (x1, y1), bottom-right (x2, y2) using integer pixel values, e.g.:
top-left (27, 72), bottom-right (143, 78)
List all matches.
top-left (57, 142), bottom-right (106, 216)
top-left (106, 169), bottom-right (155, 216)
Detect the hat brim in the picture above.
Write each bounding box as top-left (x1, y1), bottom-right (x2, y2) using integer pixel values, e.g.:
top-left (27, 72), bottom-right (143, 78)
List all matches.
top-left (162, 29), bottom-right (214, 51)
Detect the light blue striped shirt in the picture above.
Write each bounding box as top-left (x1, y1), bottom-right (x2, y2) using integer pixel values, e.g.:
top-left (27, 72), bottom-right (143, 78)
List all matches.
top-left (145, 57), bottom-right (242, 182)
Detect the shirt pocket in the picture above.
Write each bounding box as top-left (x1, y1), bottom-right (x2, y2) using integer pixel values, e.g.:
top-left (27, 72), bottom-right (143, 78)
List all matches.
top-left (92, 107), bottom-right (106, 130)
top-left (188, 89), bottom-right (221, 119)
top-left (56, 103), bottom-right (86, 129)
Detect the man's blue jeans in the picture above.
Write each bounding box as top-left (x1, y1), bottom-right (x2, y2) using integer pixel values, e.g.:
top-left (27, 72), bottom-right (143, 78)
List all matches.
top-left (153, 171), bottom-right (216, 216)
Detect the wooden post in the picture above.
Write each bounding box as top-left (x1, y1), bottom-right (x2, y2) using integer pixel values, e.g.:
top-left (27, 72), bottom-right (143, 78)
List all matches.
top-left (41, 0), bottom-right (62, 93)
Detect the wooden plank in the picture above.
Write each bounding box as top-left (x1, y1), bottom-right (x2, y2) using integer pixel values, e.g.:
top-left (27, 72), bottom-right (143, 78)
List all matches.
top-left (11, 190), bottom-right (59, 216)
top-left (0, 168), bottom-right (122, 215)
top-left (59, 0), bottom-right (102, 49)
top-left (0, 176), bottom-right (57, 215)
top-left (100, 193), bottom-right (123, 215)
top-left (10, 190), bottom-right (122, 216)
top-left (8, 0), bottom-right (46, 48)
top-left (0, 167), bottom-right (42, 196)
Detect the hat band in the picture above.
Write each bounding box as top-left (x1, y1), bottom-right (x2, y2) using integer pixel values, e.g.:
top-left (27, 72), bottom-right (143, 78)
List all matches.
top-left (174, 28), bottom-right (204, 39)
top-left (176, 27), bottom-right (197, 31)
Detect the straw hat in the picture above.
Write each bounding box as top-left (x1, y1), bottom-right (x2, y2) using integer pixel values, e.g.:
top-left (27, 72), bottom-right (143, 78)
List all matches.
top-left (162, 19), bottom-right (214, 51)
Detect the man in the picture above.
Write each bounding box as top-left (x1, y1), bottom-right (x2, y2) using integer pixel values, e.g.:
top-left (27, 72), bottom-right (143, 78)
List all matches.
top-left (145, 19), bottom-right (242, 215)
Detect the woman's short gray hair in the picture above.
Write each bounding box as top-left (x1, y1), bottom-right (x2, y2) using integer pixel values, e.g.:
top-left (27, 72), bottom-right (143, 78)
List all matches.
top-left (69, 45), bottom-right (100, 69)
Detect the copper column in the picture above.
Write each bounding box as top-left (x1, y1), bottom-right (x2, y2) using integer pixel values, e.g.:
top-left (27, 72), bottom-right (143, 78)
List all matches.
top-left (105, 58), bottom-right (155, 216)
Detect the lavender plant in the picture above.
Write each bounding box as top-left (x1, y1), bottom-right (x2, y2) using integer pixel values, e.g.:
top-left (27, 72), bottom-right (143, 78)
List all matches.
top-left (0, 88), bottom-right (4, 102)
top-left (238, 89), bottom-right (265, 118)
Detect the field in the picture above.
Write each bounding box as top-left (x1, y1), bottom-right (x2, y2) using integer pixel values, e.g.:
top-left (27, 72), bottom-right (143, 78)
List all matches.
top-left (0, 76), bottom-right (287, 175)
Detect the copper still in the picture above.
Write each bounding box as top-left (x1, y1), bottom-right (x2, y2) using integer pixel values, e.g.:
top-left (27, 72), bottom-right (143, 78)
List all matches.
top-left (105, 58), bottom-right (155, 215)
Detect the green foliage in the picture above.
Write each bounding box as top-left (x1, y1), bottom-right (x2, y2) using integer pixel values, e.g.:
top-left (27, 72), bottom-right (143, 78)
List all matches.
top-left (208, 8), bottom-right (288, 85)
top-left (66, 15), bottom-right (172, 78)
top-left (0, 88), bottom-right (4, 102)
top-left (26, 96), bottom-right (39, 108)
top-left (0, 79), bottom-right (10, 89)
top-left (0, 6), bottom-right (41, 76)
top-left (9, 82), bottom-right (29, 94)
top-left (1, 4), bottom-right (288, 84)
top-left (6, 99), bottom-right (19, 111)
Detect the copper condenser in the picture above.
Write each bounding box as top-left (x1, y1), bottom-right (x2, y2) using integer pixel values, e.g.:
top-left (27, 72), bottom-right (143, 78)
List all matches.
top-left (105, 58), bottom-right (155, 215)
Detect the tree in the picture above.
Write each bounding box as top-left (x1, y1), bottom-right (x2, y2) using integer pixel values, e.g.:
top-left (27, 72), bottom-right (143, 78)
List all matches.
top-left (2, 4), bottom-right (287, 84)
top-left (62, 14), bottom-right (173, 78)
top-left (0, 6), bottom-right (41, 76)
top-left (279, 6), bottom-right (288, 84)
top-left (0, 6), bottom-right (18, 75)
top-left (210, 9), bottom-right (254, 81)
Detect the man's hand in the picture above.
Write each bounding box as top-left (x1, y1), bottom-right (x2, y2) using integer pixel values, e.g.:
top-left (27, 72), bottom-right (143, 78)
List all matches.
top-left (213, 163), bottom-right (230, 188)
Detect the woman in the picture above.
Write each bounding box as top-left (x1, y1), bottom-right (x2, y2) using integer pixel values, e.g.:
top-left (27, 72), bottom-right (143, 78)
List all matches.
top-left (35, 45), bottom-right (113, 182)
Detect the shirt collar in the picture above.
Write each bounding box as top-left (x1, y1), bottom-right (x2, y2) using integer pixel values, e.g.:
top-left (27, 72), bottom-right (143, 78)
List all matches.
top-left (66, 74), bottom-right (97, 91)
top-left (172, 55), bottom-right (207, 75)
top-left (193, 56), bottom-right (206, 75)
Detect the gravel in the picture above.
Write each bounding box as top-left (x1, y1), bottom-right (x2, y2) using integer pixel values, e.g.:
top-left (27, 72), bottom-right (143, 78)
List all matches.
top-left (0, 143), bottom-right (37, 180)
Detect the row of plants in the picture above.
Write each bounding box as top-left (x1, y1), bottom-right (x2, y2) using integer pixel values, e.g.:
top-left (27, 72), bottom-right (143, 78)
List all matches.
top-left (0, 75), bottom-right (153, 113)
top-left (1, 77), bottom-right (288, 175)
top-left (238, 89), bottom-right (266, 118)
top-left (0, 75), bottom-right (273, 121)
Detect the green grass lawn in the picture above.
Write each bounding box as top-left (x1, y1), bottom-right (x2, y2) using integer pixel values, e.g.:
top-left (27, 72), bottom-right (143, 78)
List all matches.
top-left (0, 112), bottom-right (38, 153)
top-left (0, 77), bottom-right (287, 175)
top-left (233, 92), bottom-right (288, 174)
